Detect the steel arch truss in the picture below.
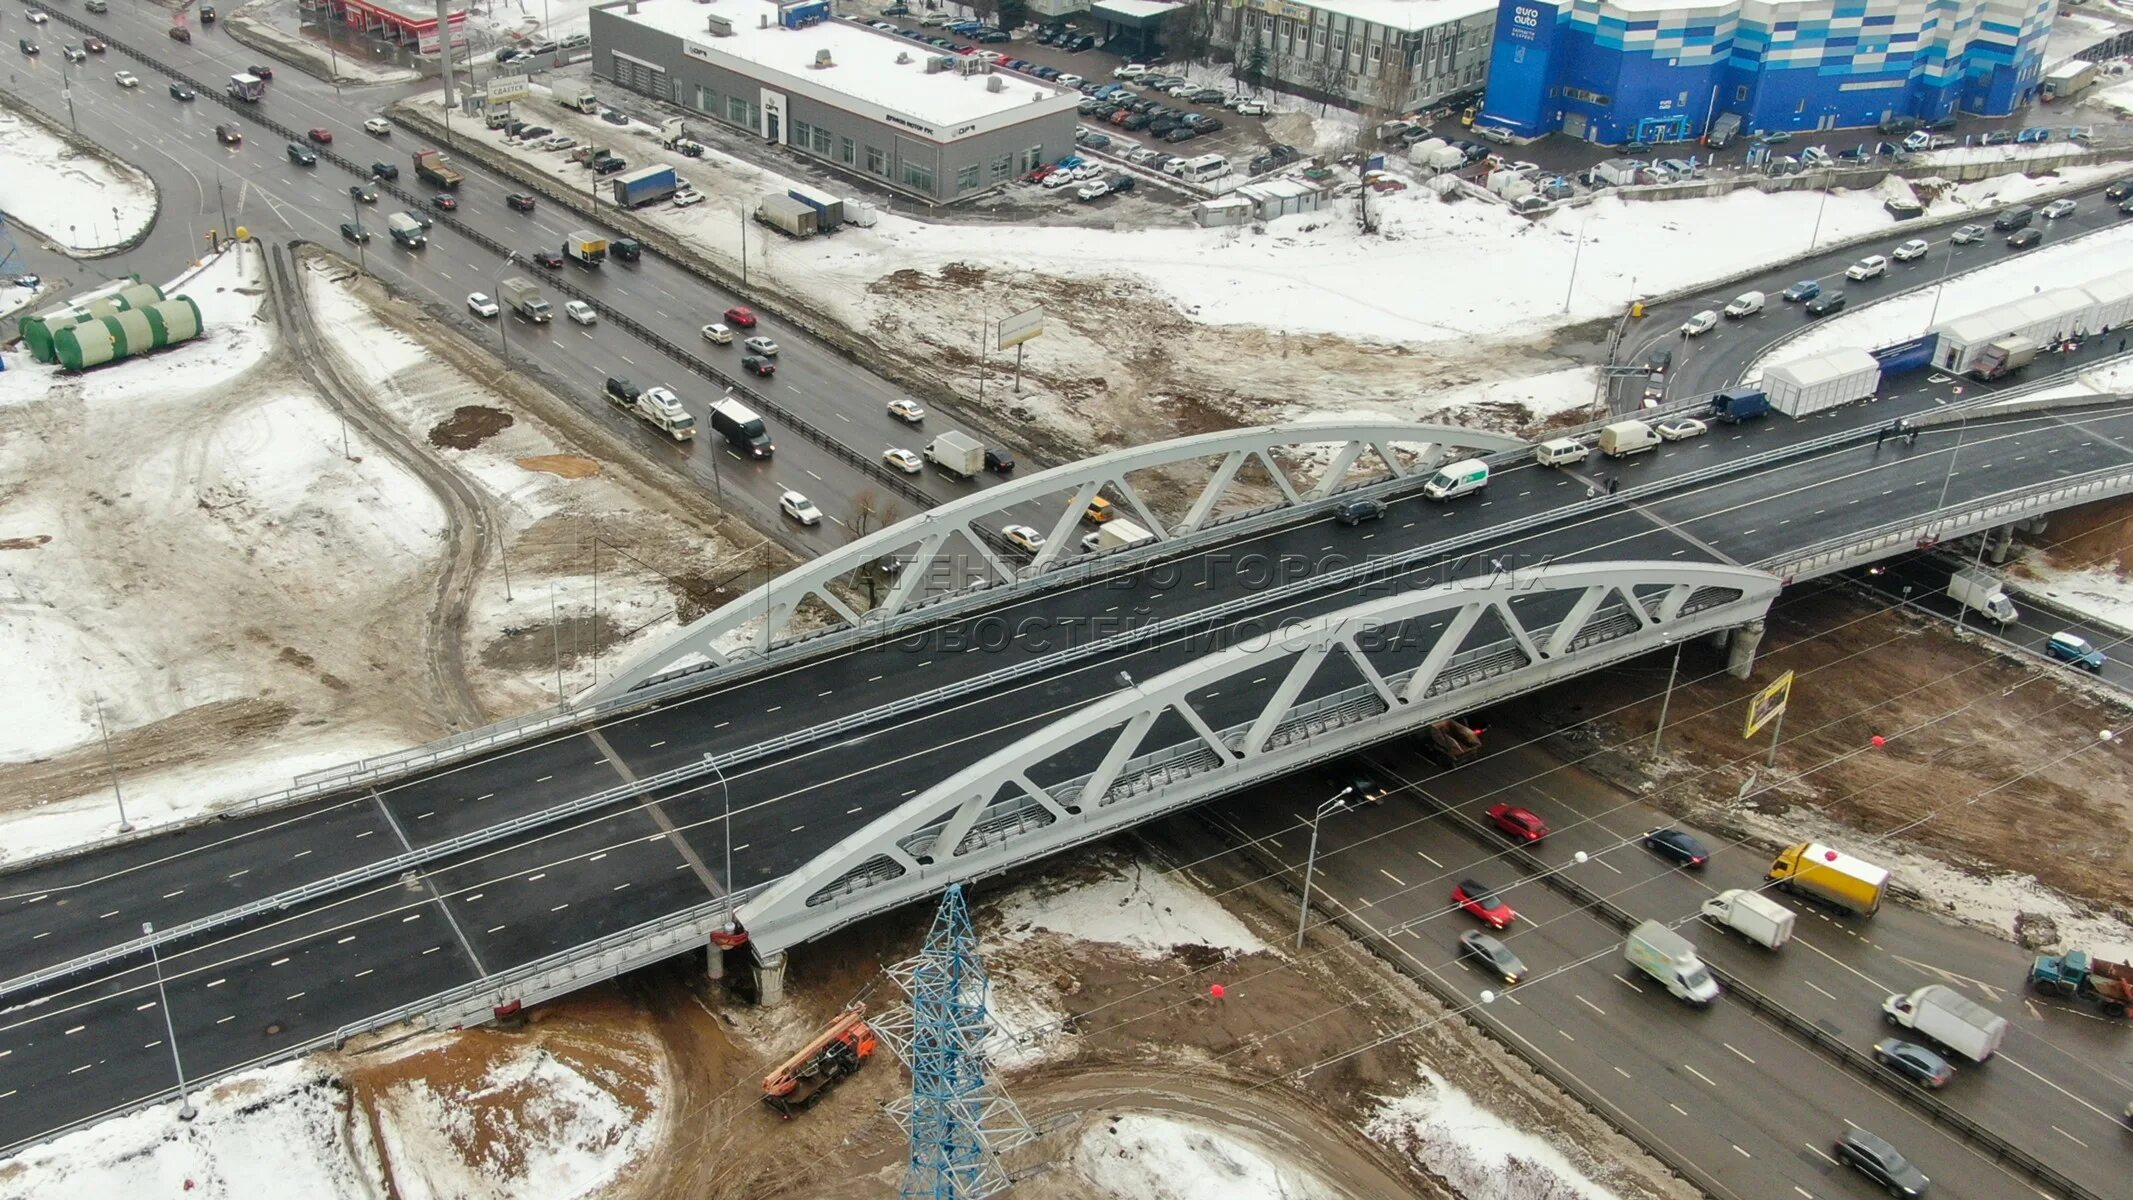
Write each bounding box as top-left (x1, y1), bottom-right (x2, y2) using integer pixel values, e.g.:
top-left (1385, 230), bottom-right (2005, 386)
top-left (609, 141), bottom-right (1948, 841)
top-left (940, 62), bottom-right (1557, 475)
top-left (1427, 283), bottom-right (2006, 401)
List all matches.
top-left (737, 560), bottom-right (1782, 953)
top-left (594, 420), bottom-right (1521, 699)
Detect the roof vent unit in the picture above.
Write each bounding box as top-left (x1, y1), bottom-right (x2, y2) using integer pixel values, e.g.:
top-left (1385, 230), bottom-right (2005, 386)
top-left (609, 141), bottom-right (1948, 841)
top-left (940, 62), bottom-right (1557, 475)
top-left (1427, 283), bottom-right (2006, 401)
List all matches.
top-left (895, 51), bottom-right (912, 63)
top-left (955, 57), bottom-right (992, 76)
top-left (925, 54), bottom-right (955, 73)
top-left (811, 49), bottom-right (835, 69)
top-left (985, 75), bottom-right (1004, 93)
top-left (704, 14), bottom-right (733, 36)
top-left (760, 13), bottom-right (770, 27)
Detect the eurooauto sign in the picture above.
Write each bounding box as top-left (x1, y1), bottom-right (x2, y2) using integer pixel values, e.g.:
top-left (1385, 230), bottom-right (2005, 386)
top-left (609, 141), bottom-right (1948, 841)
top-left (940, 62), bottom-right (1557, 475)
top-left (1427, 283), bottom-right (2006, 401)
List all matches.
top-left (1510, 4), bottom-right (1541, 41)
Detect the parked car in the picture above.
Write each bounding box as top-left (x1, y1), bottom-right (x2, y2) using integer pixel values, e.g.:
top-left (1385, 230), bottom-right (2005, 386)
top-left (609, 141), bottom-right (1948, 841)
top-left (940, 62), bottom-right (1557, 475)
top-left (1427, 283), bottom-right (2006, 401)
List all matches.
top-left (1781, 279), bottom-right (1821, 303)
top-left (1873, 1039), bottom-right (1954, 1088)
top-left (1486, 803), bottom-right (1549, 843)
top-left (1076, 180), bottom-right (1110, 201)
top-left (1892, 238), bottom-right (1930, 261)
top-left (2046, 631), bottom-right (2106, 672)
top-left (1451, 880), bottom-right (1518, 929)
top-left (1804, 291), bottom-right (1848, 317)
top-left (467, 292), bottom-right (499, 318)
top-left (724, 305), bottom-right (757, 328)
top-left (1458, 931), bottom-right (1527, 984)
top-left (1981, 129), bottom-right (2016, 147)
top-left (1832, 1129), bottom-right (1929, 1198)
top-left (780, 491), bottom-right (823, 526)
top-left (1642, 828), bottom-right (1710, 867)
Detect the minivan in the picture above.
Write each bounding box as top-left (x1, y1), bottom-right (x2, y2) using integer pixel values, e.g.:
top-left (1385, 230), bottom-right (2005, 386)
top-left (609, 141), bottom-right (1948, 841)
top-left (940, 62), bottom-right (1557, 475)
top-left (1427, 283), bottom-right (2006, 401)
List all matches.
top-left (1993, 205), bottom-right (2034, 232)
top-left (1534, 438), bottom-right (1589, 467)
top-left (1422, 459), bottom-right (1489, 500)
top-left (1723, 291), bottom-right (1765, 318)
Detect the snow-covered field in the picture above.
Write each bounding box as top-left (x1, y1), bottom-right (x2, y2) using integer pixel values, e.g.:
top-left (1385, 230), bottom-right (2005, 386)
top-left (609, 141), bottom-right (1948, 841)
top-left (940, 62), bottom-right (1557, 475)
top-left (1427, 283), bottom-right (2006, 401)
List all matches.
top-left (2009, 562), bottom-right (2133, 634)
top-left (0, 105), bottom-right (158, 255)
top-left (1748, 211), bottom-right (2133, 378)
top-left (1072, 1113), bottom-right (1346, 1200)
top-left (1367, 1069), bottom-right (1621, 1200)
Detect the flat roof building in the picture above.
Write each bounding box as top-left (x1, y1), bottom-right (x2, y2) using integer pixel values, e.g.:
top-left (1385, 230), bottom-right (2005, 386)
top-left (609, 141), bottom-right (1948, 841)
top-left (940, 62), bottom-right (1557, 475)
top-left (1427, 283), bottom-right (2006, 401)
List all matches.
top-left (1206, 0), bottom-right (1496, 113)
top-left (588, 0), bottom-right (1078, 203)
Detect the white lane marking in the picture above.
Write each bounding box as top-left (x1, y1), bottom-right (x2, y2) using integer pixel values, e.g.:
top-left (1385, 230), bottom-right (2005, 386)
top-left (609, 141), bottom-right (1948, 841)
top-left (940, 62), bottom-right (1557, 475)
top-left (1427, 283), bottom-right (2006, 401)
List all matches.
top-left (1682, 1063), bottom-right (1717, 1086)
top-left (1577, 995), bottom-right (1605, 1016)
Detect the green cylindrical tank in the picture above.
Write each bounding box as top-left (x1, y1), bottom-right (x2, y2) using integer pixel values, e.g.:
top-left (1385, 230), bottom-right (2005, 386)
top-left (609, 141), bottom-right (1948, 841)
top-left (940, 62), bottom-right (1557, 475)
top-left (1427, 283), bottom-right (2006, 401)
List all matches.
top-left (53, 319), bottom-right (118, 372)
top-left (111, 282), bottom-right (165, 311)
top-left (145, 297), bottom-right (202, 344)
top-left (19, 280), bottom-right (161, 362)
top-left (108, 309), bottom-right (154, 357)
top-left (52, 296), bottom-right (205, 371)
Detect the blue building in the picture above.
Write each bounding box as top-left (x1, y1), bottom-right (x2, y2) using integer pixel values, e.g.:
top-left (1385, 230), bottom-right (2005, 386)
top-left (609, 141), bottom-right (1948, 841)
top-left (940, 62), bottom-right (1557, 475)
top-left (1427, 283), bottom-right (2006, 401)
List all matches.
top-left (1481, 0), bottom-right (2052, 146)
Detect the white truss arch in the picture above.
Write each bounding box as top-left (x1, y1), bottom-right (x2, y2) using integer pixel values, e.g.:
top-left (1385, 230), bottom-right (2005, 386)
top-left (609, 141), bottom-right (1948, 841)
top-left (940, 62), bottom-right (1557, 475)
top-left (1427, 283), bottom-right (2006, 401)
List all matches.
top-left (595, 420), bottom-right (1522, 699)
top-left (736, 560), bottom-right (1782, 953)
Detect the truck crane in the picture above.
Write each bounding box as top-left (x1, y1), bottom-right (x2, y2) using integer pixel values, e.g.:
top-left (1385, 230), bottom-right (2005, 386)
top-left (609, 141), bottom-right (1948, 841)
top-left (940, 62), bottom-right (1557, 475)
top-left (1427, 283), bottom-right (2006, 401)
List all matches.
top-left (762, 1005), bottom-right (877, 1117)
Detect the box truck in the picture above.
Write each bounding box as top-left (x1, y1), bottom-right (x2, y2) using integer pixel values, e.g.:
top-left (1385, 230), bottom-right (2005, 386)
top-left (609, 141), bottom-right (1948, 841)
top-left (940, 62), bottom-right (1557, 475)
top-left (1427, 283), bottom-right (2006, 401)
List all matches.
top-left (1882, 984), bottom-right (2008, 1062)
top-left (1969, 336), bottom-right (2039, 381)
top-left (1698, 889), bottom-right (1796, 950)
top-left (1599, 420), bottom-right (1659, 458)
top-left (925, 431), bottom-right (986, 478)
top-left (564, 231), bottom-right (608, 267)
top-left (1080, 517), bottom-right (1155, 554)
top-left (562, 87), bottom-right (599, 113)
top-left (610, 164), bottom-right (679, 209)
top-left (708, 397), bottom-right (774, 458)
top-left (1947, 567), bottom-right (2018, 624)
top-left (498, 276), bottom-right (551, 323)
top-left (1766, 842), bottom-right (1889, 915)
top-left (755, 194), bottom-right (819, 239)
top-left (1624, 921), bottom-right (1721, 1005)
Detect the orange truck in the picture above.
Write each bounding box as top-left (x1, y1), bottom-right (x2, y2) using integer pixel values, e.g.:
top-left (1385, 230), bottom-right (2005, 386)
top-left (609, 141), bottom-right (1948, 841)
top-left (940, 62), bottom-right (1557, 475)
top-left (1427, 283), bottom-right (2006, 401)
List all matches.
top-left (762, 1006), bottom-right (877, 1117)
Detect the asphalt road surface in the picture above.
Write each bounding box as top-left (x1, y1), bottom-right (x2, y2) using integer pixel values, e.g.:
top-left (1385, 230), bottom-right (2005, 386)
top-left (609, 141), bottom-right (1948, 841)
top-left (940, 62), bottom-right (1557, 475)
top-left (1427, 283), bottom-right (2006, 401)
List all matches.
top-left (1848, 553), bottom-right (2132, 691)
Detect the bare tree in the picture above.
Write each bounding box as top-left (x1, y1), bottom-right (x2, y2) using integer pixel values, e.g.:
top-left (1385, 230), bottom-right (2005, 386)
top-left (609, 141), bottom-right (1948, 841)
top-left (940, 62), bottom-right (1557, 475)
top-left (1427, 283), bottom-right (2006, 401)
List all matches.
top-left (1310, 45), bottom-right (1348, 115)
top-left (1165, 0), bottom-right (1217, 64)
top-left (847, 489), bottom-right (905, 608)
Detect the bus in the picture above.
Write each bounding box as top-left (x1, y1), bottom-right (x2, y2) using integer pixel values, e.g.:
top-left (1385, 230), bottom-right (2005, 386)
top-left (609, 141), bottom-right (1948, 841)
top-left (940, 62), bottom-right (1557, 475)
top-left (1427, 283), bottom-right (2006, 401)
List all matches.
top-left (1178, 153), bottom-right (1231, 183)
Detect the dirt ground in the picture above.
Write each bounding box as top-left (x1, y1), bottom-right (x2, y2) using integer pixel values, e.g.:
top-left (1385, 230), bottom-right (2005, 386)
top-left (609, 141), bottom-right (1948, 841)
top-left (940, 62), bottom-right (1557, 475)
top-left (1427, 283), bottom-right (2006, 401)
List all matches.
top-left (2009, 492), bottom-right (2133, 576)
top-left (1520, 577), bottom-right (2133, 914)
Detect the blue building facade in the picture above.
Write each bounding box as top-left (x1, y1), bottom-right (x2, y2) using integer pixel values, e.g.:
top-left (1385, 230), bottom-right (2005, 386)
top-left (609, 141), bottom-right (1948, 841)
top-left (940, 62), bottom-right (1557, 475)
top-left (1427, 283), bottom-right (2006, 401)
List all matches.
top-left (1481, 0), bottom-right (2051, 145)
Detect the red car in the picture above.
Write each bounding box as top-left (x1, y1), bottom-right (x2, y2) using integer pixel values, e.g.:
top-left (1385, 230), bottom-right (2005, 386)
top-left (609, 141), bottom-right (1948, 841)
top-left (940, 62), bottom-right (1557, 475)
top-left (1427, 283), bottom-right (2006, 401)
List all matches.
top-left (1451, 879), bottom-right (1517, 929)
top-left (1486, 803), bottom-right (1549, 843)
top-left (307, 127), bottom-right (333, 144)
top-left (532, 248), bottom-right (564, 268)
top-left (723, 304), bottom-right (757, 328)
top-left (430, 194), bottom-right (458, 211)
top-left (1025, 165), bottom-right (1056, 184)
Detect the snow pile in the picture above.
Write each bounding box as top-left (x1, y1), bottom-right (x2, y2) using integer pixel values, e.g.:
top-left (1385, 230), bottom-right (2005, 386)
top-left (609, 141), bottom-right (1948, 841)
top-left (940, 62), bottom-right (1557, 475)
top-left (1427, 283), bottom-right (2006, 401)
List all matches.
top-left (994, 862), bottom-right (1270, 959)
top-left (1748, 219), bottom-right (2133, 378)
top-left (1072, 1112), bottom-right (1345, 1200)
top-left (1293, 365), bottom-right (1601, 427)
top-left (0, 1062), bottom-right (382, 1200)
top-left (0, 105), bottom-right (158, 254)
top-left (2005, 563), bottom-right (2133, 633)
top-left (1367, 1069), bottom-right (1621, 1200)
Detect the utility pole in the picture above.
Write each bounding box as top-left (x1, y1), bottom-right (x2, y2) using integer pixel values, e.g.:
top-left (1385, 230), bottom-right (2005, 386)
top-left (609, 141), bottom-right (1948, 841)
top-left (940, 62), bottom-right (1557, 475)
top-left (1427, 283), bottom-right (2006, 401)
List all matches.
top-left (550, 583), bottom-right (563, 703)
top-left (59, 53), bottom-right (78, 134)
top-left (1650, 639), bottom-right (1684, 760)
top-left (217, 175), bottom-right (231, 246)
top-left (348, 192), bottom-right (367, 274)
top-left (144, 923), bottom-right (197, 1121)
top-left (94, 695), bottom-right (133, 834)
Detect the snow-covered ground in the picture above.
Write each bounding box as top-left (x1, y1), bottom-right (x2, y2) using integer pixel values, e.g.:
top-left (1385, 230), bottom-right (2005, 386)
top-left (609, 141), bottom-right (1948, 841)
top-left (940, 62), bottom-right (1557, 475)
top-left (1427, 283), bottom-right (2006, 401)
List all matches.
top-left (2010, 562), bottom-right (2133, 633)
top-left (0, 1028), bottom-right (665, 1200)
top-left (1072, 1113), bottom-right (1346, 1200)
top-left (1367, 1069), bottom-right (1622, 1200)
top-left (994, 862), bottom-right (1272, 959)
top-left (0, 105), bottom-right (158, 255)
top-left (1293, 366), bottom-right (1602, 427)
top-left (1748, 213), bottom-right (2133, 378)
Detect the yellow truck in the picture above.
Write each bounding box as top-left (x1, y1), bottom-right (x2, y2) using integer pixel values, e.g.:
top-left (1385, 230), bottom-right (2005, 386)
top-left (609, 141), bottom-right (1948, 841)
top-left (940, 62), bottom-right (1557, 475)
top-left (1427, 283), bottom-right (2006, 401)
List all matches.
top-left (1766, 842), bottom-right (1888, 915)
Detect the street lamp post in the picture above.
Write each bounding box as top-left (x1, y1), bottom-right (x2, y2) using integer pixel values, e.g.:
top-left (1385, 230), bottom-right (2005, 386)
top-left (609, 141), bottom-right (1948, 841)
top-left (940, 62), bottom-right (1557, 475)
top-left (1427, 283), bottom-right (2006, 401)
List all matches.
top-left (1926, 234), bottom-right (1959, 329)
top-left (704, 753), bottom-right (736, 932)
top-left (94, 695), bottom-right (133, 833)
top-left (494, 251), bottom-right (516, 360)
top-left (1650, 638), bottom-right (1685, 760)
top-left (144, 922), bottom-right (197, 1121)
top-left (1807, 169), bottom-right (1833, 251)
top-left (1295, 786), bottom-right (1355, 950)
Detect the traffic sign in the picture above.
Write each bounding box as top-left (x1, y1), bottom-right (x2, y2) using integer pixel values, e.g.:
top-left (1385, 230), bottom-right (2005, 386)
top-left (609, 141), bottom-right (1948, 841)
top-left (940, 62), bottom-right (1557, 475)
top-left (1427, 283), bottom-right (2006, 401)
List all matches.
top-left (1744, 669), bottom-right (1793, 739)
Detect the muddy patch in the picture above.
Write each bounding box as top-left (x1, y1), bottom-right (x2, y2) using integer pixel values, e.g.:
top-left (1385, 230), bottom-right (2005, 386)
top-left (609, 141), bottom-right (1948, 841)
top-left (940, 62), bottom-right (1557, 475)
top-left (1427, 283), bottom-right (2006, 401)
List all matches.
top-left (427, 405), bottom-right (515, 450)
top-left (517, 454), bottom-right (600, 479)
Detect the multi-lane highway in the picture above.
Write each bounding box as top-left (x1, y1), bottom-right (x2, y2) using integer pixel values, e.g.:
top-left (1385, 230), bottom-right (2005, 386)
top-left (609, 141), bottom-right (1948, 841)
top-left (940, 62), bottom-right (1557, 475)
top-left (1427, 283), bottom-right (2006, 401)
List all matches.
top-left (2, 0), bottom-right (1031, 549)
top-left (3, 361), bottom-right (2127, 1165)
top-left (1203, 699), bottom-right (2133, 1200)
top-left (1849, 553), bottom-right (2133, 692)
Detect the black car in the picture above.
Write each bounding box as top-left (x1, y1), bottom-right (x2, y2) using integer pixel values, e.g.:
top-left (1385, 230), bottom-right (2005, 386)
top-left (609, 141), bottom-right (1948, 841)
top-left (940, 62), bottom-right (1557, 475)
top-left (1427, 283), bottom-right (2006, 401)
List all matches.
top-left (977, 30), bottom-right (1011, 43)
top-left (506, 192), bottom-right (537, 212)
top-left (248, 64), bottom-right (274, 81)
top-left (2119, 199), bottom-right (2133, 218)
top-left (1326, 766), bottom-right (1388, 805)
top-left (1067, 34), bottom-right (1095, 51)
top-left (594, 157), bottom-right (629, 175)
top-left (1646, 346), bottom-right (1673, 375)
top-left (984, 448), bottom-right (1015, 474)
top-left (286, 142), bottom-right (318, 166)
top-left (430, 194), bottom-right (457, 211)
top-left (532, 248), bottom-right (564, 268)
top-left (1833, 1129), bottom-right (1929, 1198)
top-left (1872, 1039), bottom-right (1954, 1088)
top-left (2107, 178), bottom-right (2133, 202)
top-left (1642, 828), bottom-right (1709, 868)
top-left (604, 377), bottom-right (640, 403)
top-left (349, 184), bottom-right (378, 203)
top-left (1187, 115), bottom-right (1224, 133)
top-left (1163, 126), bottom-right (1199, 143)
top-left (1034, 66), bottom-right (1061, 81)
top-left (169, 82), bottom-right (196, 101)
top-left (19, 38), bottom-right (39, 56)
top-left (215, 123), bottom-right (243, 145)
top-left (1122, 114), bottom-right (1152, 131)
top-left (1108, 174), bottom-right (1135, 194)
top-left (601, 109), bottom-right (629, 125)
top-left (339, 222), bottom-right (371, 244)
top-left (1334, 497), bottom-right (1386, 525)
top-left (2007, 228), bottom-right (2042, 249)
top-left (741, 354), bottom-right (775, 377)
top-left (372, 162), bottom-right (400, 180)
top-left (1804, 291), bottom-right (1847, 317)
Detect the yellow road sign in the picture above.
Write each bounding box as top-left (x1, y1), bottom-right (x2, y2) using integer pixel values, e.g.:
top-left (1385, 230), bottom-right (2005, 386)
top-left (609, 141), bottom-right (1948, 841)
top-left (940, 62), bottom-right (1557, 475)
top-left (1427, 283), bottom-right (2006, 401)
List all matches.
top-left (1744, 670), bottom-right (1794, 739)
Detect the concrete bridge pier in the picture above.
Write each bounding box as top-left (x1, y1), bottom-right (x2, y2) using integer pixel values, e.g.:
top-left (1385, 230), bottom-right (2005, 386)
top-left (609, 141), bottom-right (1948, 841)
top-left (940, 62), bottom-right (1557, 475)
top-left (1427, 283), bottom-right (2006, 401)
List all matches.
top-left (1984, 524), bottom-right (2016, 564)
top-left (753, 950), bottom-right (788, 1007)
top-left (1708, 626), bottom-right (1733, 653)
top-left (1726, 619), bottom-right (1766, 680)
top-left (706, 934), bottom-right (727, 983)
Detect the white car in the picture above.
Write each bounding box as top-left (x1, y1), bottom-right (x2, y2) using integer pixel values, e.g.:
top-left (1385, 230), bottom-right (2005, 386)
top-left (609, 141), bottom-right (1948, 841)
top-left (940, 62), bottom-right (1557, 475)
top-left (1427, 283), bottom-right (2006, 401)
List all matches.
top-left (114, 71), bottom-right (139, 88)
top-left (25, 10), bottom-right (48, 23)
top-left (537, 134), bottom-right (577, 151)
top-left (887, 398), bottom-right (925, 424)
top-left (700, 323), bottom-right (734, 344)
top-left (2042, 199), bottom-right (2078, 219)
top-left (467, 292), bottom-right (499, 318)
top-left (1076, 180), bottom-right (1110, 201)
top-left (1075, 164), bottom-right (1104, 181)
top-left (564, 300), bottom-right (597, 325)
top-left (1056, 73), bottom-right (1084, 87)
top-left (1114, 63), bottom-right (1151, 79)
top-left (1892, 238), bottom-right (1930, 261)
top-left (1234, 99), bottom-right (1267, 116)
top-left (672, 189), bottom-right (704, 208)
top-left (363, 118), bottom-right (391, 136)
top-left (1680, 310), bottom-right (1718, 337)
top-left (1845, 255), bottom-right (1888, 280)
top-left (1656, 417), bottom-right (1708, 442)
top-left (742, 335), bottom-right (779, 355)
top-left (883, 447), bottom-right (922, 474)
top-left (1002, 524), bottom-right (1044, 554)
top-left (1043, 172), bottom-right (1076, 190)
top-left (779, 490), bottom-right (823, 526)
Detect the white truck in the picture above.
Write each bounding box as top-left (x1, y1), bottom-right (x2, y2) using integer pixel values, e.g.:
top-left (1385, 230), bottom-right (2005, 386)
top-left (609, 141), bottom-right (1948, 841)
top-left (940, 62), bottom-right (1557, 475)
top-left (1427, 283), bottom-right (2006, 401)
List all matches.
top-left (925, 431), bottom-right (985, 478)
top-left (2043, 59), bottom-right (2099, 101)
top-left (610, 384), bottom-right (694, 441)
top-left (1081, 517), bottom-right (1155, 554)
top-left (1699, 889), bottom-right (1797, 950)
top-left (1882, 984), bottom-right (2008, 1062)
top-left (1947, 567), bottom-right (2018, 624)
top-left (1624, 920), bottom-right (1721, 1005)
top-left (562, 87), bottom-right (599, 113)
top-left (498, 276), bottom-right (551, 323)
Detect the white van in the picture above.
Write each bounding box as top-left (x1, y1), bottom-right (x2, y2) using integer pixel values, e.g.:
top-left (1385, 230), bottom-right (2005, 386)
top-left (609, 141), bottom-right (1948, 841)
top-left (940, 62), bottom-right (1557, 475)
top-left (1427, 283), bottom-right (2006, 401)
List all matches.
top-left (1598, 420), bottom-right (1660, 458)
top-left (1680, 310), bottom-right (1718, 336)
top-left (1422, 458), bottom-right (1490, 500)
top-left (1723, 291), bottom-right (1765, 318)
top-left (1534, 437), bottom-right (1589, 466)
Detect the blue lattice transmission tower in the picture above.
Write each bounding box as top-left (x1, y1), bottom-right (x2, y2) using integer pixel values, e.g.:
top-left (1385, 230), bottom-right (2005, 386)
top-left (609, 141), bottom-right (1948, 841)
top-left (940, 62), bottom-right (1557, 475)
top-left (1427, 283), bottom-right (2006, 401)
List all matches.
top-left (872, 885), bottom-right (1035, 1200)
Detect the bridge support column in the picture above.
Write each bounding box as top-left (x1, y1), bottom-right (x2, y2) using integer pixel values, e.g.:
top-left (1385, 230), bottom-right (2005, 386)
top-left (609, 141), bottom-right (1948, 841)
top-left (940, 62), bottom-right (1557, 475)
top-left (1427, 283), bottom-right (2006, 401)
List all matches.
top-left (1984, 524), bottom-right (2016, 565)
top-left (706, 935), bottom-right (727, 983)
top-left (1708, 627), bottom-right (1733, 653)
top-left (752, 951), bottom-right (788, 1007)
top-left (1726, 619), bottom-right (1765, 680)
